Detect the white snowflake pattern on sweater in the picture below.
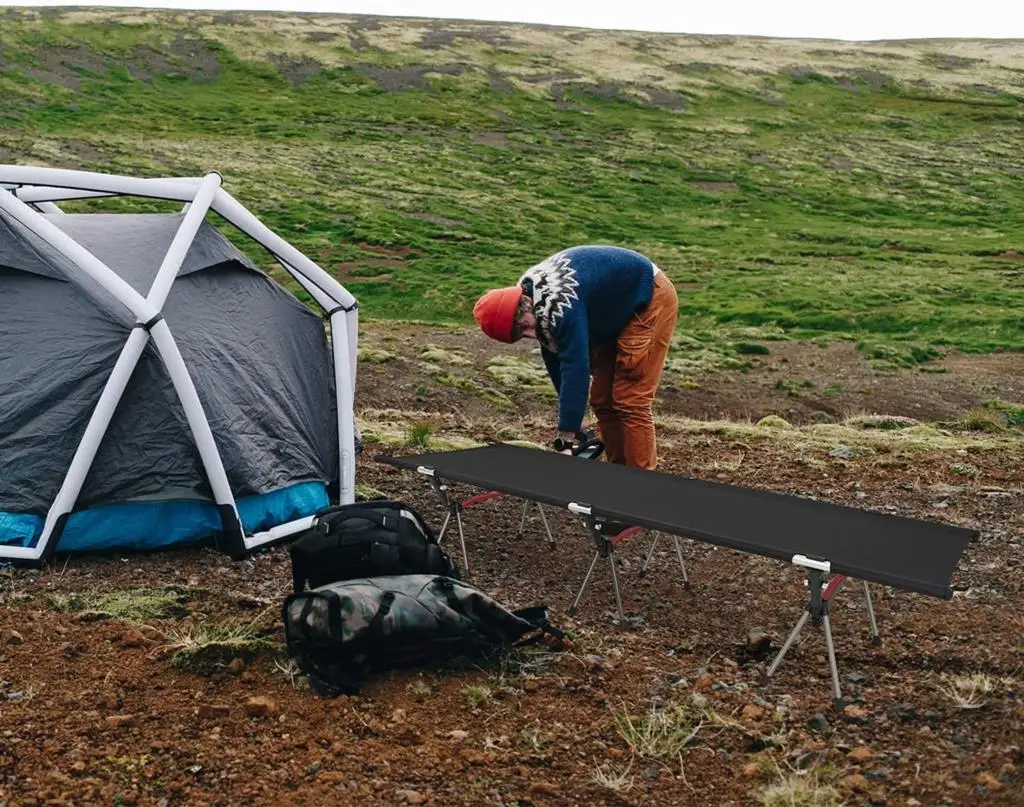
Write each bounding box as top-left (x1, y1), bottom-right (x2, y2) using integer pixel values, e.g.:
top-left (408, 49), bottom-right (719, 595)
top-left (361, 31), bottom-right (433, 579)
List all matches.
top-left (518, 252), bottom-right (579, 353)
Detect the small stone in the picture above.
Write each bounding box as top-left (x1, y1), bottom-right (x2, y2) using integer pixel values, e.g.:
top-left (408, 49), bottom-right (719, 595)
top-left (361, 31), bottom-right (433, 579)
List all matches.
top-left (844, 705), bottom-right (869, 720)
top-left (120, 629), bottom-right (147, 648)
top-left (244, 697), bottom-right (276, 718)
top-left (807, 713), bottom-right (830, 733)
top-left (391, 708), bottom-right (406, 724)
top-left (695, 673), bottom-right (714, 691)
top-left (867, 765), bottom-right (891, 781)
top-left (906, 799), bottom-right (921, 806)
top-left (745, 628), bottom-right (772, 654)
top-left (741, 704), bottom-right (765, 720)
top-left (306, 761), bottom-right (321, 776)
top-left (976, 771), bottom-right (1004, 791)
top-left (70, 761), bottom-right (86, 773)
top-left (888, 703), bottom-right (916, 723)
top-left (848, 746), bottom-right (873, 763)
top-left (2, 630), bottom-right (24, 646)
top-left (842, 774), bottom-right (870, 793)
top-left (60, 642), bottom-right (79, 659)
top-left (448, 730), bottom-right (469, 742)
top-left (523, 679), bottom-right (540, 692)
top-left (846, 671), bottom-right (867, 685)
top-left (396, 789), bottom-right (426, 805)
top-left (743, 762), bottom-right (760, 778)
top-left (104, 714), bottom-right (134, 729)
top-left (226, 658), bottom-right (245, 675)
top-left (593, 691), bottom-right (607, 704)
top-left (197, 705), bottom-right (230, 720)
top-left (529, 782), bottom-right (561, 796)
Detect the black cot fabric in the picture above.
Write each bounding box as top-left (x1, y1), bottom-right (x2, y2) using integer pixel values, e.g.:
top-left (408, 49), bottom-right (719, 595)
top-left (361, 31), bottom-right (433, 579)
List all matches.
top-left (381, 444), bottom-right (976, 599)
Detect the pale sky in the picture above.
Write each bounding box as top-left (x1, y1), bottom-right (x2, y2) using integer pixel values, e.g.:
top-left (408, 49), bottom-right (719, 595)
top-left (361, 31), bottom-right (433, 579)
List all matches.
top-left (4, 0), bottom-right (1023, 41)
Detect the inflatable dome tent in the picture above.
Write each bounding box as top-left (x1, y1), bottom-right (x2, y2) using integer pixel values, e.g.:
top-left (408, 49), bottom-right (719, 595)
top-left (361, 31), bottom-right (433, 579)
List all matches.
top-left (0, 167), bottom-right (359, 564)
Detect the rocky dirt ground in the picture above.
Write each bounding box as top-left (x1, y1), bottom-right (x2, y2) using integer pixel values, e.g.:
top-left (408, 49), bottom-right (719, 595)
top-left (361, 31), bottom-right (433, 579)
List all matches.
top-left (1, 324), bottom-right (1022, 807)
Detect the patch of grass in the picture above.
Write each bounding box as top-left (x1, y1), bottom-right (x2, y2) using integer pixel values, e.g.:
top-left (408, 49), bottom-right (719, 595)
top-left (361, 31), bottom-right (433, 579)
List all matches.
top-left (844, 414), bottom-right (919, 430)
top-left (948, 463), bottom-right (978, 476)
top-left (959, 409), bottom-right (1005, 433)
top-left (857, 341), bottom-right (944, 370)
top-left (486, 355), bottom-right (555, 398)
top-left (407, 680), bottom-right (434, 702)
top-left (434, 372), bottom-right (513, 408)
top-left (591, 756), bottom-right (635, 794)
top-left (46, 588), bottom-right (189, 621)
top-left (756, 766), bottom-right (845, 807)
top-left (984, 399), bottom-right (1024, 428)
top-left (420, 345), bottom-right (471, 366)
top-left (357, 347), bottom-right (397, 364)
top-left (614, 701), bottom-right (702, 769)
top-left (356, 408), bottom-right (481, 451)
top-left (755, 415), bottom-right (793, 430)
top-left (463, 684), bottom-right (493, 708)
top-left (150, 618), bottom-right (278, 673)
top-left (934, 672), bottom-right (1015, 710)
top-left (775, 378), bottom-right (815, 393)
top-left (406, 422), bottom-right (432, 449)
top-left (656, 413), bottom-right (1023, 454)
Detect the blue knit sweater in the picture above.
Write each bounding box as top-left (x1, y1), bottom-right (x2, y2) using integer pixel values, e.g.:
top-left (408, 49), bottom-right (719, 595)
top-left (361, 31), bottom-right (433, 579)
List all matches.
top-left (517, 245), bottom-right (657, 434)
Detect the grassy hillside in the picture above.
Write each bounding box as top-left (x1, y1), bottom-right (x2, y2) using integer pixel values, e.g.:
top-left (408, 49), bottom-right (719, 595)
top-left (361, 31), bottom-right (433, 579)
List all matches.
top-left (1, 8), bottom-right (1023, 359)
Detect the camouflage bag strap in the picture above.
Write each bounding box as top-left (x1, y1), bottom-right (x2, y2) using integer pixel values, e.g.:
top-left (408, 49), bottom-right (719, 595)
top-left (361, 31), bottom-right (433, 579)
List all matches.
top-left (366, 591), bottom-right (397, 637)
top-left (510, 605), bottom-right (567, 646)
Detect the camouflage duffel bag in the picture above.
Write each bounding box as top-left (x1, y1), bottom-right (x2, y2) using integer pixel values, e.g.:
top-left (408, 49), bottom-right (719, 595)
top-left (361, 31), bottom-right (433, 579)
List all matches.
top-left (282, 574), bottom-right (563, 694)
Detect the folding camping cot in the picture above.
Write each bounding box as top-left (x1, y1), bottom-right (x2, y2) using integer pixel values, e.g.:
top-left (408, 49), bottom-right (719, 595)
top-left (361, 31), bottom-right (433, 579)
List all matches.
top-left (381, 443), bottom-right (976, 709)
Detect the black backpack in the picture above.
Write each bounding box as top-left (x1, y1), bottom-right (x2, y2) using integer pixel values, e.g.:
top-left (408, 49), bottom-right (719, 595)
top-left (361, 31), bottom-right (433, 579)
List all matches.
top-left (289, 500), bottom-right (460, 592)
top-left (282, 574), bottom-right (563, 694)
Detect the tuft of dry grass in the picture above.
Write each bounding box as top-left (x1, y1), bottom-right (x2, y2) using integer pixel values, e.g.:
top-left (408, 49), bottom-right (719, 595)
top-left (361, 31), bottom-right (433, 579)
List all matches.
top-left (936, 673), bottom-right (998, 710)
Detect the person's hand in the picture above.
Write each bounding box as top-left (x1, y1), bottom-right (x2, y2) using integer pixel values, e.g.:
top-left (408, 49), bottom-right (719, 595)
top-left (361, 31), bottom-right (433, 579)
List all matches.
top-left (559, 448), bottom-right (573, 455)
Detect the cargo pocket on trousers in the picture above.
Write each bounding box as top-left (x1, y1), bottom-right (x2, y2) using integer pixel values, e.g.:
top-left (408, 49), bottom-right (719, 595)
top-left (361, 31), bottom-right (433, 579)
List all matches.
top-left (616, 332), bottom-right (652, 379)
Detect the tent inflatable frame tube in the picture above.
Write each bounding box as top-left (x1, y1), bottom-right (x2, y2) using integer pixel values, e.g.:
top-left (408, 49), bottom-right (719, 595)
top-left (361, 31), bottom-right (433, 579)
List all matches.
top-left (0, 166), bottom-right (358, 564)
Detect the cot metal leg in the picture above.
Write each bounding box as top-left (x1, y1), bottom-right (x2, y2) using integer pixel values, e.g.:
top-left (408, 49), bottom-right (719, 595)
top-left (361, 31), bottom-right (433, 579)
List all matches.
top-left (536, 503), bottom-right (555, 549)
top-left (673, 534), bottom-right (691, 589)
top-left (822, 613), bottom-right (844, 711)
top-left (763, 562), bottom-right (845, 711)
top-left (641, 532), bottom-right (659, 573)
top-left (455, 510), bottom-right (468, 573)
top-left (570, 551), bottom-right (600, 615)
top-left (608, 547), bottom-right (624, 622)
top-left (641, 533), bottom-right (691, 589)
top-left (517, 500), bottom-right (529, 536)
top-left (567, 505), bottom-right (626, 622)
top-left (765, 610), bottom-right (809, 678)
top-left (863, 580), bottom-right (880, 644)
top-left (424, 472), bottom-right (470, 573)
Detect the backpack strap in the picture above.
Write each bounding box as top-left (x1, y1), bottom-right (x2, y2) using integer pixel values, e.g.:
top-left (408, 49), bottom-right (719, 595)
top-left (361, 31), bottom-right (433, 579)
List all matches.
top-left (511, 605), bottom-right (567, 644)
top-left (367, 591), bottom-right (396, 636)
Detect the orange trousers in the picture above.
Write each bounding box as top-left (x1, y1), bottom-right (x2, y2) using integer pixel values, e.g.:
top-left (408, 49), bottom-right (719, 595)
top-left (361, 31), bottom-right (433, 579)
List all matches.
top-left (589, 270), bottom-right (678, 469)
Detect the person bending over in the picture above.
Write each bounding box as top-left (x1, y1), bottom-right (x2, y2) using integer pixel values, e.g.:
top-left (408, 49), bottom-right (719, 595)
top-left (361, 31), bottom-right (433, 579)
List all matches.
top-left (473, 245), bottom-right (678, 470)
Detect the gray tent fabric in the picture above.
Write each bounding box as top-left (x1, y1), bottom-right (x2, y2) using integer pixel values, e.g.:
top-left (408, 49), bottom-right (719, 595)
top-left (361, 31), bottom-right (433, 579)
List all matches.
top-left (0, 213), bottom-right (259, 325)
top-left (0, 211), bottom-right (338, 518)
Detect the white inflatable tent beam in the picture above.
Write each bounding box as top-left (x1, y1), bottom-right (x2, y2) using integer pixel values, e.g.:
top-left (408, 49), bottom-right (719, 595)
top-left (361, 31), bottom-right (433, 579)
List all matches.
top-left (0, 165), bottom-right (358, 564)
